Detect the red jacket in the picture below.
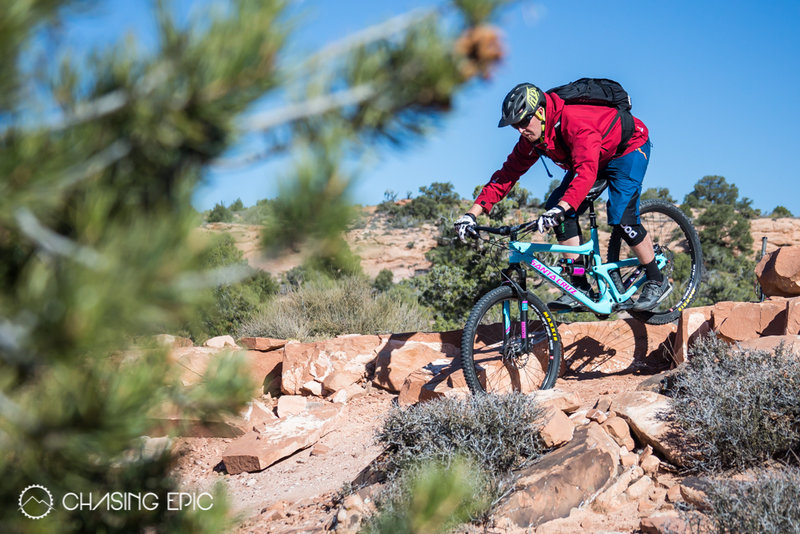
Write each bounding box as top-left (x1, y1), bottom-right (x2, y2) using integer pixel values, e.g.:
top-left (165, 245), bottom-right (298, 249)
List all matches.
top-left (475, 91), bottom-right (649, 212)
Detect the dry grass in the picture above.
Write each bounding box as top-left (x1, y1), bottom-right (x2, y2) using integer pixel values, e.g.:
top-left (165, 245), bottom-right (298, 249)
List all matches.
top-left (237, 276), bottom-right (431, 341)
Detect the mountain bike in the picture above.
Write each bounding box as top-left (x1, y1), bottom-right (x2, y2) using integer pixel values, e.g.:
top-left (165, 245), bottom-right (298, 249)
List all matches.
top-left (459, 180), bottom-right (703, 394)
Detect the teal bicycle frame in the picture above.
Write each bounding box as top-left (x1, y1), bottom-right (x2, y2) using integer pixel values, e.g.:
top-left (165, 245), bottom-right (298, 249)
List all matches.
top-left (487, 203), bottom-right (668, 318)
top-left (509, 235), bottom-right (666, 316)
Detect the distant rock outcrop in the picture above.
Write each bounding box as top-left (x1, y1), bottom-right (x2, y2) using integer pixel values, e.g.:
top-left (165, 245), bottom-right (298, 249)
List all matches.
top-left (756, 245), bottom-right (800, 297)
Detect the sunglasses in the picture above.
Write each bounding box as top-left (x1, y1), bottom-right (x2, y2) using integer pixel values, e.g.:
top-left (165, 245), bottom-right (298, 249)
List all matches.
top-left (511, 114), bottom-right (533, 130)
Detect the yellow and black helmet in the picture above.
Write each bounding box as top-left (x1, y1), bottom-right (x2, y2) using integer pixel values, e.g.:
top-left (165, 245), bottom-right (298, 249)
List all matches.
top-left (498, 83), bottom-right (544, 128)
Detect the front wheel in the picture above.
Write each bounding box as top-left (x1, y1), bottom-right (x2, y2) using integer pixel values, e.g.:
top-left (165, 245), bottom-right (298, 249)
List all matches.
top-left (607, 199), bottom-right (704, 325)
top-left (461, 286), bottom-right (562, 394)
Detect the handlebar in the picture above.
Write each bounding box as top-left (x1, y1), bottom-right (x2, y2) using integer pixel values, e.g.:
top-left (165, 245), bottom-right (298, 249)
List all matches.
top-left (474, 220), bottom-right (537, 239)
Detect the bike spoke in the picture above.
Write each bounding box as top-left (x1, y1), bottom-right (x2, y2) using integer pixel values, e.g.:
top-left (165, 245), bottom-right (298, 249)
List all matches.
top-left (469, 297), bottom-right (550, 393)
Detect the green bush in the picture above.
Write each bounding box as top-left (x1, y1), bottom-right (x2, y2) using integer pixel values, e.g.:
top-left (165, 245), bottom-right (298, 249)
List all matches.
top-left (641, 187), bottom-right (676, 203)
top-left (373, 268), bottom-right (394, 292)
top-left (409, 217), bottom-right (502, 330)
top-left (238, 275), bottom-right (431, 341)
top-left (378, 182), bottom-right (465, 227)
top-left (207, 202), bottom-right (234, 223)
top-left (362, 457), bottom-right (489, 534)
top-left (240, 198), bottom-right (273, 225)
top-left (702, 467), bottom-right (800, 534)
top-left (770, 205), bottom-right (793, 218)
top-left (195, 233), bottom-right (278, 339)
top-left (472, 184), bottom-right (537, 220)
top-left (670, 335), bottom-right (800, 472)
top-left (229, 198), bottom-right (244, 211)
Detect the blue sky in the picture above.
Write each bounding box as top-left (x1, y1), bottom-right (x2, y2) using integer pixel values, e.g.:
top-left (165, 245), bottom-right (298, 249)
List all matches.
top-left (55, 1), bottom-right (800, 214)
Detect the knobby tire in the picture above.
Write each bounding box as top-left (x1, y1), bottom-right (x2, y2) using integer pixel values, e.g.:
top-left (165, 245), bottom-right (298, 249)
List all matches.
top-left (607, 199), bottom-right (704, 325)
top-left (461, 286), bottom-right (562, 394)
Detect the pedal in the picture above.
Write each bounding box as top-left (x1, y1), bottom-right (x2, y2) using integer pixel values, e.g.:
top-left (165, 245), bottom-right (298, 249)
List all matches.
top-left (614, 301), bottom-right (634, 312)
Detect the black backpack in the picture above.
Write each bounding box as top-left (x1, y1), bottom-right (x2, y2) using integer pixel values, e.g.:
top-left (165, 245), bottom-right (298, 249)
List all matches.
top-left (547, 78), bottom-right (635, 157)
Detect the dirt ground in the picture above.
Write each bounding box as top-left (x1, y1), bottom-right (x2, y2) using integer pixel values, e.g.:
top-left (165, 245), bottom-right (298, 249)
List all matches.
top-left (170, 365), bottom-right (663, 534)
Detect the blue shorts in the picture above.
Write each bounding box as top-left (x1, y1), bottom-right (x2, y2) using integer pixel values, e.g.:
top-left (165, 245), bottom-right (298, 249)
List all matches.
top-left (546, 138), bottom-right (651, 226)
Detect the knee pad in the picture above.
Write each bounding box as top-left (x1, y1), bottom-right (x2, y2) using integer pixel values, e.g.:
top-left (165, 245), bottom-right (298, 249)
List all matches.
top-left (613, 223), bottom-right (647, 247)
top-left (554, 217), bottom-right (580, 242)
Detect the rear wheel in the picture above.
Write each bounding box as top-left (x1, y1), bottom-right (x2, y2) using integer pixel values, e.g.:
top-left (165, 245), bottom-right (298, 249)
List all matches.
top-left (607, 199), bottom-right (704, 325)
top-left (461, 286), bottom-right (562, 393)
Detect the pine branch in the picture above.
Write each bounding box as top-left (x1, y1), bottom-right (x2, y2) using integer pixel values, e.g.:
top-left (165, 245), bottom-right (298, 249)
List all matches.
top-left (59, 140), bottom-right (131, 188)
top-left (241, 83), bottom-right (376, 132)
top-left (296, 7), bottom-right (436, 74)
top-left (14, 208), bottom-right (108, 269)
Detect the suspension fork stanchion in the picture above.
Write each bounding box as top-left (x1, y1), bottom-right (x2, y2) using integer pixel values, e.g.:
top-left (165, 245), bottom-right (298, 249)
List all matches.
top-left (501, 264), bottom-right (529, 353)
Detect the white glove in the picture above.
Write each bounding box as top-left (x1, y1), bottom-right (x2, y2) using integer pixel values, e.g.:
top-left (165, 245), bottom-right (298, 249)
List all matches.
top-left (454, 213), bottom-right (478, 242)
top-left (536, 205), bottom-right (566, 233)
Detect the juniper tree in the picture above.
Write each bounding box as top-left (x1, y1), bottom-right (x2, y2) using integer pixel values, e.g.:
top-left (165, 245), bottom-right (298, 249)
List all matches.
top-left (682, 175), bottom-right (757, 305)
top-left (0, 0), bottom-right (514, 532)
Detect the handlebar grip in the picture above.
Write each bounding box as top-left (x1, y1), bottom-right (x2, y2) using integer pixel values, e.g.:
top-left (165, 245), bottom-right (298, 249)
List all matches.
top-left (474, 225), bottom-right (510, 235)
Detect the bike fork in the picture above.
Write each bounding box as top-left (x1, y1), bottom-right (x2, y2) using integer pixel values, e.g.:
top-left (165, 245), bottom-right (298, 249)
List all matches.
top-left (501, 264), bottom-right (529, 353)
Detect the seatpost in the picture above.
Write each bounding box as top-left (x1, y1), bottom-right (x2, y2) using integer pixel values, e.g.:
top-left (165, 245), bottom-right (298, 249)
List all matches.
top-left (588, 200), bottom-right (598, 229)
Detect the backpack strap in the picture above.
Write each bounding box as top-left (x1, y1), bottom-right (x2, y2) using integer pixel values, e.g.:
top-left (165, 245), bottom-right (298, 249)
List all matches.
top-left (616, 109), bottom-right (635, 157)
top-left (554, 110), bottom-right (635, 159)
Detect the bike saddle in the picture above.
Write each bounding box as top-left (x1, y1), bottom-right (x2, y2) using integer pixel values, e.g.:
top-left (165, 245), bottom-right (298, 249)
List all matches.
top-left (584, 179), bottom-right (609, 202)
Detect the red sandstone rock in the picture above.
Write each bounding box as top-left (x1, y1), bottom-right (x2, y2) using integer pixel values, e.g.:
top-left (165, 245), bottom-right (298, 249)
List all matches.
top-left (397, 360), bottom-right (452, 406)
top-left (640, 511), bottom-right (710, 534)
top-left (155, 334), bottom-right (193, 348)
top-left (640, 454), bottom-right (661, 475)
top-left (377, 330), bottom-right (461, 354)
top-left (221, 402), bottom-right (344, 474)
top-left (539, 408), bottom-right (574, 448)
top-left (626, 475), bottom-right (653, 501)
top-left (785, 298), bottom-right (800, 334)
top-left (281, 336), bottom-right (383, 395)
top-left (372, 343), bottom-right (448, 392)
top-left (602, 416), bottom-right (635, 451)
top-left (611, 391), bottom-right (686, 466)
top-left (495, 423), bottom-right (621, 528)
top-left (245, 350), bottom-right (282, 396)
top-left (592, 466), bottom-right (638, 513)
top-left (712, 300), bottom-right (787, 343)
top-left (671, 306), bottom-right (713, 364)
top-left (755, 246), bottom-right (800, 297)
top-left (277, 395), bottom-right (307, 418)
top-left (204, 335), bottom-right (238, 348)
top-left (239, 337), bottom-right (287, 351)
top-left (533, 388), bottom-right (582, 414)
top-left (737, 334), bottom-right (800, 353)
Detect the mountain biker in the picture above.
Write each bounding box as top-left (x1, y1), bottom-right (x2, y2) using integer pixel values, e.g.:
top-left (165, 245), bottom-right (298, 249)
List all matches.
top-left (454, 82), bottom-right (671, 312)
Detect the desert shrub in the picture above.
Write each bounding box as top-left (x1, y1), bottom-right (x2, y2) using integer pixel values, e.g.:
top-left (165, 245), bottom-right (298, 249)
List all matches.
top-left (409, 218), bottom-right (501, 330)
top-left (376, 394), bottom-right (547, 480)
top-left (238, 275), bottom-right (431, 341)
top-left (670, 335), bottom-right (800, 471)
top-left (770, 205), bottom-right (793, 218)
top-left (701, 467), bottom-right (800, 534)
top-left (373, 268), bottom-right (394, 292)
top-left (641, 187), bottom-right (677, 203)
top-left (472, 184), bottom-right (537, 220)
top-left (207, 201), bottom-right (234, 223)
top-left (240, 198), bottom-right (273, 225)
top-left (369, 394), bottom-right (547, 530)
top-left (378, 182), bottom-right (465, 227)
top-left (362, 457), bottom-right (489, 534)
top-left (195, 234), bottom-right (278, 339)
